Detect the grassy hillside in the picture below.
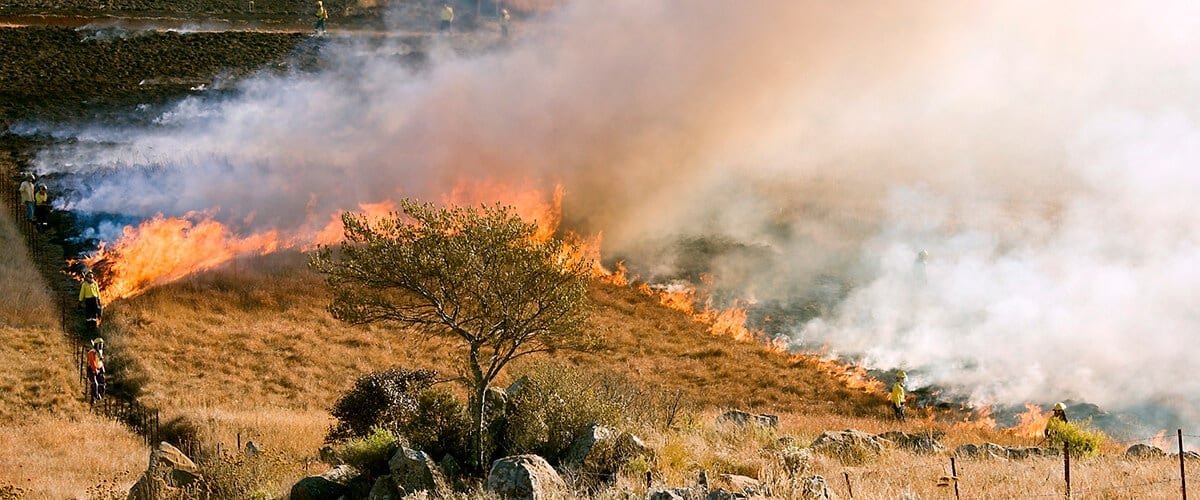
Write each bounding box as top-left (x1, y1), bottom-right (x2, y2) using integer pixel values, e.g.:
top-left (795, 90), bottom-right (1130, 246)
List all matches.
top-left (0, 157), bottom-right (146, 499)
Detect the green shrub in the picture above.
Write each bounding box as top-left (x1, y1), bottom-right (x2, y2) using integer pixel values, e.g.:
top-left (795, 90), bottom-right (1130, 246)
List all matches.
top-left (338, 426), bottom-right (401, 475)
top-left (503, 361), bottom-right (631, 462)
top-left (396, 388), bottom-right (471, 460)
top-left (328, 368), bottom-right (437, 441)
top-left (188, 450), bottom-right (303, 499)
top-left (1046, 418), bottom-right (1106, 457)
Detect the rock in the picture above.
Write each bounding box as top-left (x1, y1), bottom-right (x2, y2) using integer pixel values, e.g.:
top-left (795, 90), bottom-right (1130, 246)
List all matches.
top-left (319, 445), bottom-right (340, 465)
top-left (877, 431), bottom-right (946, 455)
top-left (717, 409), bottom-right (779, 428)
top-left (797, 475), bottom-right (835, 500)
top-left (717, 474), bottom-right (762, 496)
top-left (368, 474), bottom-right (400, 500)
top-left (811, 429), bottom-right (884, 464)
top-left (244, 440), bottom-right (261, 456)
top-left (126, 442), bottom-right (203, 500)
top-left (954, 442), bottom-right (1058, 460)
top-left (705, 488), bottom-right (744, 500)
top-left (649, 487), bottom-right (700, 500)
top-left (486, 454), bottom-right (567, 500)
top-left (1125, 444), bottom-right (1168, 458)
top-left (562, 424), bottom-right (652, 486)
top-left (289, 465), bottom-right (358, 500)
top-left (388, 447), bottom-right (448, 496)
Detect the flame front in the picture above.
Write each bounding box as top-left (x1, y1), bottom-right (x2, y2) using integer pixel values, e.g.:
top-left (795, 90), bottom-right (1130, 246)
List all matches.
top-left (1008, 403), bottom-right (1050, 438)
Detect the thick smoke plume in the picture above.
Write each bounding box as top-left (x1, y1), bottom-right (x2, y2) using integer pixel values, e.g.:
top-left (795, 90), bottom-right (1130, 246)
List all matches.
top-left (26, 1), bottom-right (1200, 433)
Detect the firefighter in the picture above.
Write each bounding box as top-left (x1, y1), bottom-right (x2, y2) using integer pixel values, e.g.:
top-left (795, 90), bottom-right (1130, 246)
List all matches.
top-left (1045, 402), bottom-right (1068, 438)
top-left (79, 270), bottom-right (102, 328)
top-left (891, 370), bottom-right (907, 421)
top-left (440, 3), bottom-right (454, 32)
top-left (18, 173), bottom-right (35, 222)
top-left (34, 184), bottom-right (49, 228)
top-left (86, 338), bottom-right (106, 402)
top-left (314, 1), bottom-right (328, 35)
top-left (500, 8), bottom-right (510, 37)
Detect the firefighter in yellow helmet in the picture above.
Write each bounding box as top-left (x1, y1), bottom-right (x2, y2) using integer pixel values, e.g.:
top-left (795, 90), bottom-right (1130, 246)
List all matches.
top-left (500, 8), bottom-right (511, 37)
top-left (313, 1), bottom-right (328, 35)
top-left (439, 3), bottom-right (455, 32)
top-left (1045, 402), bottom-right (1068, 438)
top-left (79, 270), bottom-right (102, 328)
top-left (890, 371), bottom-right (907, 421)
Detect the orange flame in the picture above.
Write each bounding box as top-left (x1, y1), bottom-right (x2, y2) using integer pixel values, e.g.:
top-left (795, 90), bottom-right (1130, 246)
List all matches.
top-left (1152, 430), bottom-right (1169, 450)
top-left (952, 405), bottom-right (998, 431)
top-left (1008, 403), bottom-right (1050, 438)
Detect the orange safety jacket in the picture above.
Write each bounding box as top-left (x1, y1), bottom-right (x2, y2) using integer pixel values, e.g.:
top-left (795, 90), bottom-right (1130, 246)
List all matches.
top-left (86, 349), bottom-right (104, 372)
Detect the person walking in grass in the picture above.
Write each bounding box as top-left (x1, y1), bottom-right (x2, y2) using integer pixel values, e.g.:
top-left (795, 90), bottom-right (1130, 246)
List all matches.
top-left (314, 1), bottom-right (328, 35)
top-left (891, 370), bottom-right (907, 421)
top-left (440, 3), bottom-right (455, 32)
top-left (80, 270), bottom-right (103, 329)
top-left (34, 184), bottom-right (49, 228)
top-left (18, 173), bottom-right (35, 222)
top-left (86, 338), bottom-right (106, 402)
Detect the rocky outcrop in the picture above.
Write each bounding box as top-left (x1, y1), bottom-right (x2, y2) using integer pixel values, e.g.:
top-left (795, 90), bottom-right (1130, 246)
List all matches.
top-left (486, 454), bottom-right (568, 500)
top-left (717, 409), bottom-right (779, 428)
top-left (811, 429), bottom-right (885, 464)
top-left (877, 430), bottom-right (945, 455)
top-left (388, 447), bottom-right (448, 497)
top-left (1125, 444), bottom-right (1168, 458)
top-left (290, 465), bottom-right (358, 500)
top-left (649, 487), bottom-right (700, 499)
top-left (954, 442), bottom-right (1059, 460)
top-left (561, 423), bottom-right (653, 485)
top-left (717, 474), bottom-right (763, 496)
top-left (127, 442), bottom-right (201, 500)
top-left (779, 446), bottom-right (814, 477)
top-left (797, 475), bottom-right (835, 500)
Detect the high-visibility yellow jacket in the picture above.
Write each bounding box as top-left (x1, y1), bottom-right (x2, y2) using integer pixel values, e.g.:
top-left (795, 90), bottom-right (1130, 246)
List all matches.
top-left (890, 381), bottom-right (905, 406)
top-left (35, 190), bottom-right (48, 205)
top-left (87, 349), bottom-right (104, 372)
top-left (316, 5), bottom-right (328, 19)
top-left (502, 10), bottom-right (510, 24)
top-left (19, 181), bottom-right (34, 203)
top-left (441, 6), bottom-right (454, 21)
top-left (80, 281), bottom-right (101, 300)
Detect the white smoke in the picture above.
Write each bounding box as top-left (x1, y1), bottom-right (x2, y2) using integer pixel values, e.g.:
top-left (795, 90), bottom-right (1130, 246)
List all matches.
top-left (26, 0), bottom-right (1200, 431)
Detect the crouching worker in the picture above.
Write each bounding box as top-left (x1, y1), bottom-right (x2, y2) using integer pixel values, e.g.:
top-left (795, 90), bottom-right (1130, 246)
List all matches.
top-left (80, 270), bottom-right (102, 329)
top-left (87, 338), bottom-right (106, 402)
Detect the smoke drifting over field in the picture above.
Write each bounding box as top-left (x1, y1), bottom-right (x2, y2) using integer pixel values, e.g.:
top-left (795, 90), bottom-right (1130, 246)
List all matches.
top-left (28, 1), bottom-right (1200, 431)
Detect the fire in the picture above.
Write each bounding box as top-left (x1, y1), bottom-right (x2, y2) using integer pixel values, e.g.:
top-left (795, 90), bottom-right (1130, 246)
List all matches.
top-left (952, 405), bottom-right (998, 431)
top-left (1008, 403), bottom-right (1050, 438)
top-left (1152, 429), bottom-right (1169, 450)
top-left (85, 213), bottom-right (282, 300)
top-left (797, 355), bottom-right (886, 393)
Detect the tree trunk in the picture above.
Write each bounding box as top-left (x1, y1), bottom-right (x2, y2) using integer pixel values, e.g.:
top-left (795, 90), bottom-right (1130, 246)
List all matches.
top-left (470, 344), bottom-right (487, 470)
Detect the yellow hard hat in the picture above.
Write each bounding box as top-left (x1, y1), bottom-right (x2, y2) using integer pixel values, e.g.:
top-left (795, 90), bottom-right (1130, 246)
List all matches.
top-left (896, 370), bottom-right (907, 379)
top-left (92, 337), bottom-right (104, 347)
top-left (1053, 402), bottom-right (1065, 411)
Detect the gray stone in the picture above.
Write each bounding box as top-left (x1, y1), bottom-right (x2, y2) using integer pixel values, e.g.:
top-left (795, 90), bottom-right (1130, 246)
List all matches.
top-left (717, 474), bottom-right (761, 496)
top-left (367, 474), bottom-right (400, 500)
top-left (716, 409), bottom-right (778, 428)
top-left (244, 440), bottom-right (261, 456)
top-left (289, 465), bottom-right (358, 500)
top-left (797, 475), bottom-right (835, 500)
top-left (486, 454), bottom-right (567, 500)
top-left (779, 446), bottom-right (813, 477)
top-left (649, 488), bottom-right (699, 500)
top-left (126, 442), bottom-right (204, 500)
top-left (388, 447), bottom-right (447, 497)
top-left (1125, 443), bottom-right (1168, 458)
top-left (811, 429), bottom-right (885, 464)
top-left (876, 431), bottom-right (945, 455)
top-left (705, 489), bottom-right (745, 500)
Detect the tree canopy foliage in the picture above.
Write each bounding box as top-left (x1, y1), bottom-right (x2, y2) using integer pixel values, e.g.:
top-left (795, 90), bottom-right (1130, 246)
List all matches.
top-left (310, 199), bottom-right (595, 467)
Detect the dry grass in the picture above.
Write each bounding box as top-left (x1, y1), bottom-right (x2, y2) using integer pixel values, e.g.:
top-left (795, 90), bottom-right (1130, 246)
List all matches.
top-left (0, 415), bottom-right (146, 499)
top-left (0, 189), bottom-right (56, 330)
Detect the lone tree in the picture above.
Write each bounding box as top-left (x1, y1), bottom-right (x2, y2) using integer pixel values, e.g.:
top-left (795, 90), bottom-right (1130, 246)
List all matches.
top-left (310, 199), bottom-right (594, 469)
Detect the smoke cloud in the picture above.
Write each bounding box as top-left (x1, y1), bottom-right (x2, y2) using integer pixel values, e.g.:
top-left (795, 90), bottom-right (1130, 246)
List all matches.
top-left (26, 1), bottom-right (1200, 433)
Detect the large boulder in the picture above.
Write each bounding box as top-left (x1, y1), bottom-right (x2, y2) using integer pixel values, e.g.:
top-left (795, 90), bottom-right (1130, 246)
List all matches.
top-left (561, 424), bottom-right (653, 487)
top-left (127, 442), bottom-right (202, 500)
top-left (486, 454), bottom-right (568, 500)
top-left (811, 430), bottom-right (884, 464)
top-left (1125, 444), bottom-right (1168, 459)
top-left (289, 465), bottom-right (358, 500)
top-left (717, 410), bottom-right (779, 428)
top-left (388, 447), bottom-right (448, 497)
top-left (953, 442), bottom-right (1058, 460)
top-left (877, 431), bottom-right (945, 455)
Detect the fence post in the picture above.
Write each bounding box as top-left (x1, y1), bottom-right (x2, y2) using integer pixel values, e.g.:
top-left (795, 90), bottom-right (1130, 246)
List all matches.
top-left (950, 456), bottom-right (961, 500)
top-left (843, 471), bottom-right (853, 499)
top-left (1180, 429), bottom-right (1187, 500)
top-left (1063, 440), bottom-right (1071, 500)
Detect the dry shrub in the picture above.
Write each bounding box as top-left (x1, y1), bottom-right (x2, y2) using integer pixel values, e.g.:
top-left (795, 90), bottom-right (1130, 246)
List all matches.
top-left (327, 368), bottom-right (437, 442)
top-left (190, 450), bottom-right (307, 500)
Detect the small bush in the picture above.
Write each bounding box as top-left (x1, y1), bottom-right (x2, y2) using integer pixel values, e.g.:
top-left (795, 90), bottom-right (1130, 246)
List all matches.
top-left (190, 450), bottom-right (301, 499)
top-left (503, 361), bottom-right (630, 462)
top-left (338, 426), bottom-right (400, 475)
top-left (1046, 418), bottom-right (1106, 457)
top-left (396, 388), bottom-right (470, 460)
top-left (328, 368), bottom-right (437, 441)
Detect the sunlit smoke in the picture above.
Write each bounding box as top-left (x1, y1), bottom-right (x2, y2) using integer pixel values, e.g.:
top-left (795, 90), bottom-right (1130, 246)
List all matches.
top-left (22, 0), bottom-right (1200, 435)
